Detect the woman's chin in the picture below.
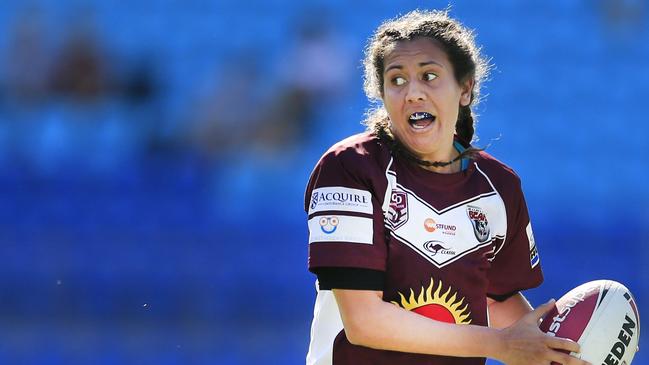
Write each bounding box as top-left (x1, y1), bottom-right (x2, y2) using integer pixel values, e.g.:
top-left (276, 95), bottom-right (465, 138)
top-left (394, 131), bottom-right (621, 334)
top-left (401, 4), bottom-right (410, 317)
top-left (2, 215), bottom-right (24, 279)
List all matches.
top-left (402, 136), bottom-right (455, 161)
top-left (404, 136), bottom-right (439, 154)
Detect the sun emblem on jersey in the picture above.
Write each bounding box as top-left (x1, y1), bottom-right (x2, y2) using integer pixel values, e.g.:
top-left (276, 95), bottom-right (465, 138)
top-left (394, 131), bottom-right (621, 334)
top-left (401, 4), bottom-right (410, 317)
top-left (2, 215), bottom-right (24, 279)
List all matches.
top-left (392, 278), bottom-right (472, 324)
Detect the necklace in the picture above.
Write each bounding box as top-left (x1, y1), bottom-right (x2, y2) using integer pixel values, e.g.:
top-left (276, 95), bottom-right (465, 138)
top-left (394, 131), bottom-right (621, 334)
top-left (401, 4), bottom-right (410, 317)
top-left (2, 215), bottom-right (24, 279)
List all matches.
top-left (377, 128), bottom-right (465, 169)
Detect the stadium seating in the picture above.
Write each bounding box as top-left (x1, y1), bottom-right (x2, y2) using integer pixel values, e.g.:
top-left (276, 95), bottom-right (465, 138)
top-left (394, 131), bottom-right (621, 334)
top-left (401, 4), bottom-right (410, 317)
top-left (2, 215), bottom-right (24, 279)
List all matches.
top-left (0, 1), bottom-right (646, 364)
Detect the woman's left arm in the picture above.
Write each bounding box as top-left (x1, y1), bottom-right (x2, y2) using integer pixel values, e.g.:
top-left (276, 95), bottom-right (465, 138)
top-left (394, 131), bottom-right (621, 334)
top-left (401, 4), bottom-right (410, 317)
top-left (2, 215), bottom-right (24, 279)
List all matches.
top-left (487, 292), bottom-right (535, 329)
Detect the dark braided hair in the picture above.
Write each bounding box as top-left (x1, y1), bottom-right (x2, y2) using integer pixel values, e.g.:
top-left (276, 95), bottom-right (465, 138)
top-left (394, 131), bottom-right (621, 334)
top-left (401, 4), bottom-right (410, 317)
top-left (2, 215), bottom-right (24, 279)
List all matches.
top-left (361, 9), bottom-right (490, 165)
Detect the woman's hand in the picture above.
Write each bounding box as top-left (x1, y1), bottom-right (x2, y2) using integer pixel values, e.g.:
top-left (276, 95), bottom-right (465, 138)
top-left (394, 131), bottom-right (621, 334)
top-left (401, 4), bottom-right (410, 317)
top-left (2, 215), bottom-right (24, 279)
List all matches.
top-left (495, 299), bottom-right (591, 365)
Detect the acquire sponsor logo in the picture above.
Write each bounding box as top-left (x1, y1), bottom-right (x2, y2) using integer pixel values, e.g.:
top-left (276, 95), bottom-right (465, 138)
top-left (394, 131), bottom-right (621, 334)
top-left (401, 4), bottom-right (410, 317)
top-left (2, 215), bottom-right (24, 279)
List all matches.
top-left (309, 187), bottom-right (372, 214)
top-left (311, 191), bottom-right (368, 210)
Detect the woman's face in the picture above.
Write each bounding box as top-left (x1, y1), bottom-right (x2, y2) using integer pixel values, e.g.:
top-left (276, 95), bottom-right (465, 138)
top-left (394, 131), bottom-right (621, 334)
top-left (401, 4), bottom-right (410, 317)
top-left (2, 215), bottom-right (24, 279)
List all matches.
top-left (382, 37), bottom-right (473, 162)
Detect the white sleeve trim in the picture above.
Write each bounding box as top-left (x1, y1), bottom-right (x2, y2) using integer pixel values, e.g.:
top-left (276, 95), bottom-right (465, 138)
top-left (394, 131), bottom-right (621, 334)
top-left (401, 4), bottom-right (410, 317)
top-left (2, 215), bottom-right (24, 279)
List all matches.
top-left (308, 215), bottom-right (373, 245)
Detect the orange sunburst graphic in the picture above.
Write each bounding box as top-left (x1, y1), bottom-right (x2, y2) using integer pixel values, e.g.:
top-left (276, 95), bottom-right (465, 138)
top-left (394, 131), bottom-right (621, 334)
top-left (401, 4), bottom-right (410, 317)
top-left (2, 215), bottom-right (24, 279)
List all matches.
top-left (392, 278), bottom-right (472, 324)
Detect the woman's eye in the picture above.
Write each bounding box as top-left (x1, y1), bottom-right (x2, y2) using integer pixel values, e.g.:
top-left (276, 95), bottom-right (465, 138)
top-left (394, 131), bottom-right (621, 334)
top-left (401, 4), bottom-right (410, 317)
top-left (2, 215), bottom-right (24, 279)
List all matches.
top-left (424, 72), bottom-right (437, 81)
top-left (392, 76), bottom-right (406, 86)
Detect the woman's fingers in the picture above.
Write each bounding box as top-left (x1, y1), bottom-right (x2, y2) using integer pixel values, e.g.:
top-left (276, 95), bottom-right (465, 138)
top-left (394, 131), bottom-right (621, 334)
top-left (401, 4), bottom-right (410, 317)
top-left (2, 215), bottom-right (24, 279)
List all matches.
top-left (544, 337), bottom-right (594, 365)
top-left (526, 299), bottom-right (556, 324)
top-left (547, 349), bottom-right (591, 365)
top-left (545, 336), bottom-right (581, 354)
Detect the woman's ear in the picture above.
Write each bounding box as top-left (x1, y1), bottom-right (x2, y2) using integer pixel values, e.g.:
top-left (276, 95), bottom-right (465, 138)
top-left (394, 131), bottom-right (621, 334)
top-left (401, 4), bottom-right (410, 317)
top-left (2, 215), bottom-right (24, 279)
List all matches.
top-left (460, 78), bottom-right (475, 107)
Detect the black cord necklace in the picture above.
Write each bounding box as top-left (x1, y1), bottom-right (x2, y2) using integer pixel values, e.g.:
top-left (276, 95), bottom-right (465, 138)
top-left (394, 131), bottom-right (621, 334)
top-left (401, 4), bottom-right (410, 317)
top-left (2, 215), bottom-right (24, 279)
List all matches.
top-left (377, 127), bottom-right (464, 168)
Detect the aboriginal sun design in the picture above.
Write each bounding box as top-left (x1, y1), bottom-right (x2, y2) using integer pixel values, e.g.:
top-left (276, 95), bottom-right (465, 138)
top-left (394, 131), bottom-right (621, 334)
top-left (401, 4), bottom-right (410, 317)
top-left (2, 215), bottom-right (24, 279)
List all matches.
top-left (393, 278), bottom-right (472, 324)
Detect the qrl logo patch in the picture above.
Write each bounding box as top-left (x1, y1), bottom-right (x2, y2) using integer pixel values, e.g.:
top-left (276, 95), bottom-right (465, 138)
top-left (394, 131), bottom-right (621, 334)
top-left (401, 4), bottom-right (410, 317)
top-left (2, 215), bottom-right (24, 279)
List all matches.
top-left (466, 205), bottom-right (490, 243)
top-left (388, 190), bottom-right (408, 230)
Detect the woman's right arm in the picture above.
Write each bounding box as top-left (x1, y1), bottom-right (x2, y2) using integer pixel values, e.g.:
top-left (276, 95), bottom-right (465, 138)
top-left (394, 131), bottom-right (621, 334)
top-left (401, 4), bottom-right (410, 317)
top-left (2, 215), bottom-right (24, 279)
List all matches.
top-left (333, 289), bottom-right (591, 365)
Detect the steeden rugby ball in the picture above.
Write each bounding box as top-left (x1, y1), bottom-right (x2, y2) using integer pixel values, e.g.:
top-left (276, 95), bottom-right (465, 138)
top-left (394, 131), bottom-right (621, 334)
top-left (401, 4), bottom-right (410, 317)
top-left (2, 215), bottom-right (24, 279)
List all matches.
top-left (539, 280), bottom-right (640, 365)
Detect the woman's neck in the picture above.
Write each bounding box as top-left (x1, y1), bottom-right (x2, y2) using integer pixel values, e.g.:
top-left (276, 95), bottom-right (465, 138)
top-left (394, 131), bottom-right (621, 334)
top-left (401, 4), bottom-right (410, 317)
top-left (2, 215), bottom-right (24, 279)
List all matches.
top-left (377, 127), bottom-right (464, 174)
top-left (418, 147), bottom-right (462, 174)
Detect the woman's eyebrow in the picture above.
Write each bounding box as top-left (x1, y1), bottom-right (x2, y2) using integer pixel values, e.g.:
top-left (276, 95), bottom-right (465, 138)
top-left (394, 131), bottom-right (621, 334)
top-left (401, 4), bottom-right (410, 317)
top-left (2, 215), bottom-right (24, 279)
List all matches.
top-left (419, 61), bottom-right (444, 68)
top-left (384, 64), bottom-right (403, 74)
top-left (384, 61), bottom-right (445, 74)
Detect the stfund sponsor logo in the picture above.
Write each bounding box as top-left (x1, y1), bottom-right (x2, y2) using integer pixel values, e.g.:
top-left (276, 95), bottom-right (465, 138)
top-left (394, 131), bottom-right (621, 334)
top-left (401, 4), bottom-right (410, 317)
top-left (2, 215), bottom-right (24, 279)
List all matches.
top-left (424, 218), bottom-right (436, 232)
top-left (466, 205), bottom-right (490, 243)
top-left (603, 314), bottom-right (636, 365)
top-left (546, 291), bottom-right (586, 337)
top-left (309, 187), bottom-right (372, 214)
top-left (388, 190), bottom-right (408, 230)
top-left (423, 240), bottom-right (456, 256)
top-left (319, 216), bottom-right (339, 234)
top-left (424, 218), bottom-right (457, 236)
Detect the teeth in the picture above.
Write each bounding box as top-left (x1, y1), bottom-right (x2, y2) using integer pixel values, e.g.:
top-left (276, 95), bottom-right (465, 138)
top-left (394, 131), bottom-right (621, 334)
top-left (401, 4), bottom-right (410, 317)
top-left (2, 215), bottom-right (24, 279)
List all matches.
top-left (408, 112), bottom-right (435, 129)
top-left (409, 112), bottom-right (433, 121)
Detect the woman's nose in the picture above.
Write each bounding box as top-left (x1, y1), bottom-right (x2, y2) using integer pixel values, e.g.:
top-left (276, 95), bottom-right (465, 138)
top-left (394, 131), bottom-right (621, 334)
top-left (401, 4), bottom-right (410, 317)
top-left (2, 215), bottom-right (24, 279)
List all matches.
top-left (406, 81), bottom-right (426, 103)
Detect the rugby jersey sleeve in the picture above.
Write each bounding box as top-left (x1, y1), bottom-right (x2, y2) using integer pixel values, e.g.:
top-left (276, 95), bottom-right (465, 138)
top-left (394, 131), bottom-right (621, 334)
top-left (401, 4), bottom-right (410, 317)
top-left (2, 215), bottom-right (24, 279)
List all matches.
top-left (305, 147), bottom-right (388, 273)
top-left (487, 179), bottom-right (543, 297)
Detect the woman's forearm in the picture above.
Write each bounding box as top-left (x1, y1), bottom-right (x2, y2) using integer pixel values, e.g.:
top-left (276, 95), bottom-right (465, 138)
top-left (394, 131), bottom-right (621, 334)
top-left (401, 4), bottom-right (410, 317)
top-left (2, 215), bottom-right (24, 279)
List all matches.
top-left (334, 289), bottom-right (504, 359)
top-left (487, 293), bottom-right (534, 329)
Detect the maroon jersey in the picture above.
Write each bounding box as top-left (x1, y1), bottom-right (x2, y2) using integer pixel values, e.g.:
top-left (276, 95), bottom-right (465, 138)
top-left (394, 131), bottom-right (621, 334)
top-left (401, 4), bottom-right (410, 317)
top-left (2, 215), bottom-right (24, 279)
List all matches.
top-left (305, 132), bottom-right (543, 365)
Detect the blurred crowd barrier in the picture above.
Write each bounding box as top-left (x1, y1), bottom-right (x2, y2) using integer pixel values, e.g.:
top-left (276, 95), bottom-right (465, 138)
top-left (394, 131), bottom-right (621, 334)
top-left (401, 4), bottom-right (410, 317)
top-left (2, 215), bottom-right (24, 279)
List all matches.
top-left (0, 1), bottom-right (647, 364)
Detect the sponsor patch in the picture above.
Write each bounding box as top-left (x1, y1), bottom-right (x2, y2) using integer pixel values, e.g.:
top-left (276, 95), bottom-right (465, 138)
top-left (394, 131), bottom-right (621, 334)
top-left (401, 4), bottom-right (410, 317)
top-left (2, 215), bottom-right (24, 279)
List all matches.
top-left (466, 205), bottom-right (490, 243)
top-left (526, 222), bottom-right (539, 268)
top-left (319, 216), bottom-right (339, 233)
top-left (309, 187), bottom-right (372, 215)
top-left (424, 218), bottom-right (436, 232)
top-left (423, 218), bottom-right (457, 236)
top-left (308, 215), bottom-right (373, 244)
top-left (388, 190), bottom-right (408, 229)
top-left (423, 240), bottom-right (456, 256)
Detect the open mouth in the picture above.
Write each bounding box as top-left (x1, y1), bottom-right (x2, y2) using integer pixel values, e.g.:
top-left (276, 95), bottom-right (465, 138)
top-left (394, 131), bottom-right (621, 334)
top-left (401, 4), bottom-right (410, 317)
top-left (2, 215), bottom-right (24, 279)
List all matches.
top-left (408, 112), bottom-right (436, 130)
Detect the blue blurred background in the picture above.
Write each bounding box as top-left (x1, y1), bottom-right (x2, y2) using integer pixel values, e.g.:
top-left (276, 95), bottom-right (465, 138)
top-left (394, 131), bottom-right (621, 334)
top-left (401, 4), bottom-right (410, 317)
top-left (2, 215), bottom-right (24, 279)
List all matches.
top-left (0, 0), bottom-right (646, 364)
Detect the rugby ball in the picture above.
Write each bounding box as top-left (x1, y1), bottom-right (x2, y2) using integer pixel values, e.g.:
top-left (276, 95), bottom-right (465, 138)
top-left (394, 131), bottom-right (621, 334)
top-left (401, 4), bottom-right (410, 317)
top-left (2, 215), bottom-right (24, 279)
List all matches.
top-left (539, 280), bottom-right (640, 365)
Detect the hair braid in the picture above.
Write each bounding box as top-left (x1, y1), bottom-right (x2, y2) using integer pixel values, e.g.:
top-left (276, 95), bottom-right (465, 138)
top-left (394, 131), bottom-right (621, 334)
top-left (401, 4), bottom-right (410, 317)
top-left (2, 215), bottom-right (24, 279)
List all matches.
top-left (456, 104), bottom-right (475, 145)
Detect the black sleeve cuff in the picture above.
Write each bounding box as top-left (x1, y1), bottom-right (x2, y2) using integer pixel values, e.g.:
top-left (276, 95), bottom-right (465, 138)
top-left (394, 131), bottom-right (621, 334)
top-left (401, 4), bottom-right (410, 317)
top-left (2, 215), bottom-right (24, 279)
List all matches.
top-left (487, 290), bottom-right (520, 302)
top-left (314, 267), bottom-right (385, 291)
